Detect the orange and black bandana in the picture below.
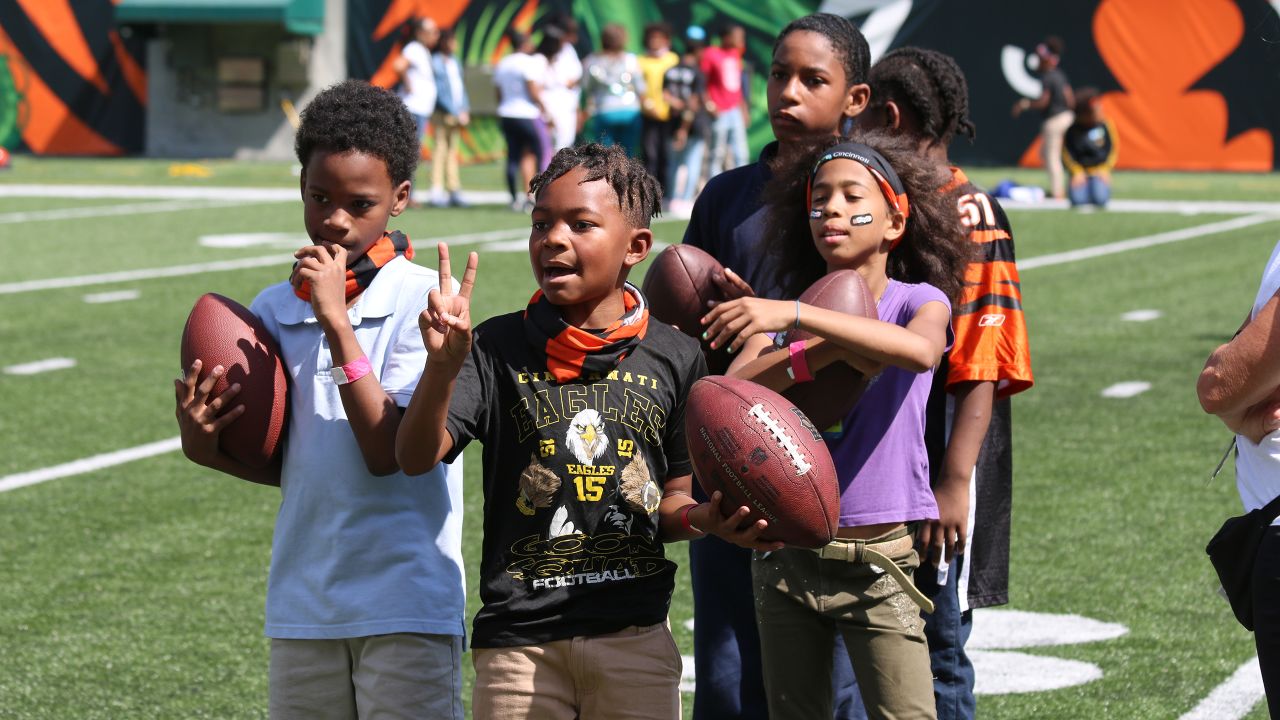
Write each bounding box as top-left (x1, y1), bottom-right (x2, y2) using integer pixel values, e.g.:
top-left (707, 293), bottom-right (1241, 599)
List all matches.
top-left (293, 230), bottom-right (414, 303)
top-left (523, 283), bottom-right (650, 383)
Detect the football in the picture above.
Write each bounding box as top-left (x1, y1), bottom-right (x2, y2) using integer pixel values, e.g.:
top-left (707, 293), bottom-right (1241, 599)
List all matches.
top-left (686, 375), bottom-right (839, 548)
top-left (180, 293), bottom-right (288, 469)
top-left (641, 244), bottom-right (733, 373)
top-left (783, 270), bottom-right (878, 430)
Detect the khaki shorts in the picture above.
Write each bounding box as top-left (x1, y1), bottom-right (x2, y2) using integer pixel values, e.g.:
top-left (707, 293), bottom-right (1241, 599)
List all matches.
top-left (472, 622), bottom-right (682, 719)
top-left (269, 633), bottom-right (463, 720)
top-left (753, 537), bottom-right (936, 720)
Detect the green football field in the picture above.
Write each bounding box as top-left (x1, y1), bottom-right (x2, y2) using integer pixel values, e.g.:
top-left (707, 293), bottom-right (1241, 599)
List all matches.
top-left (1, 157), bottom-right (1278, 719)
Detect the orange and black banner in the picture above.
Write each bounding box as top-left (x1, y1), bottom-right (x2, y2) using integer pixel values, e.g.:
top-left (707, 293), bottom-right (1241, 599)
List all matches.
top-left (0, 0), bottom-right (147, 155)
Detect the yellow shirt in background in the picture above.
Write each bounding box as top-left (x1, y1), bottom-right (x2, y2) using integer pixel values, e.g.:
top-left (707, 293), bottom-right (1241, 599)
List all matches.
top-left (638, 50), bottom-right (679, 121)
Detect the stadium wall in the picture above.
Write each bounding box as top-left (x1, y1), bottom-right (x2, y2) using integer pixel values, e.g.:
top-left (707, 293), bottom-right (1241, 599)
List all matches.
top-left (1, 0), bottom-right (1276, 171)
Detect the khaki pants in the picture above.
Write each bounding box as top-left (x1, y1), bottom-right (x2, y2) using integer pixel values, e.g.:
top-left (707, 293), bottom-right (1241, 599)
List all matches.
top-left (1040, 110), bottom-right (1074, 199)
top-left (472, 622), bottom-right (682, 719)
top-left (753, 539), bottom-right (936, 720)
top-left (268, 633), bottom-right (463, 720)
top-left (431, 112), bottom-right (463, 193)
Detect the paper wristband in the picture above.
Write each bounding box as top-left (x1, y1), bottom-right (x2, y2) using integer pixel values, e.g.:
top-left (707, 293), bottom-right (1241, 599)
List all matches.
top-left (339, 356), bottom-right (373, 384)
top-left (788, 340), bottom-right (813, 383)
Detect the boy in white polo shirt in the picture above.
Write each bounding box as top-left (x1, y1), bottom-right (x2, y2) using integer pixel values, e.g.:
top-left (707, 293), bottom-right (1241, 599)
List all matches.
top-left (174, 79), bottom-right (465, 720)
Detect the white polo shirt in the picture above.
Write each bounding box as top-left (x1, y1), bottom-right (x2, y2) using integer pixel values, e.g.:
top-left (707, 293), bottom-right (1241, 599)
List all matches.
top-left (250, 255), bottom-right (465, 639)
top-left (1236, 240), bottom-right (1280, 519)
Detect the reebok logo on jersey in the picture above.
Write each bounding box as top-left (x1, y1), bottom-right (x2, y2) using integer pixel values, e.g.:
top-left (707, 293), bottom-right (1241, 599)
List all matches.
top-left (978, 314), bottom-right (1006, 327)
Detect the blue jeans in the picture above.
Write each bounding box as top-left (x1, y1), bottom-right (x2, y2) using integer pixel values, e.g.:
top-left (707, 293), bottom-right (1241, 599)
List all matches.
top-left (917, 552), bottom-right (976, 720)
top-left (668, 135), bottom-right (707, 202)
top-left (1069, 174), bottom-right (1111, 207)
top-left (710, 108), bottom-right (749, 175)
top-left (690, 535), bottom-right (766, 720)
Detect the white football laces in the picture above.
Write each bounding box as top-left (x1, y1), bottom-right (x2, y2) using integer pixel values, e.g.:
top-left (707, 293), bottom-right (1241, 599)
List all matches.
top-left (748, 403), bottom-right (813, 475)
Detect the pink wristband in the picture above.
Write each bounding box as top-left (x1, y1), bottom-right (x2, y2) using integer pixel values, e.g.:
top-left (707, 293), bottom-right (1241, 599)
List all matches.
top-left (332, 356), bottom-right (372, 385)
top-left (787, 340), bottom-right (813, 383)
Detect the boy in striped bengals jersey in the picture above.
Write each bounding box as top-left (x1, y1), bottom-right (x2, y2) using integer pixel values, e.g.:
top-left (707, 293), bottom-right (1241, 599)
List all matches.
top-left (863, 47), bottom-right (1033, 720)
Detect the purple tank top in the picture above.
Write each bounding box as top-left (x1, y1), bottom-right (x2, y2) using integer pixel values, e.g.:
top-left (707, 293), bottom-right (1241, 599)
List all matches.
top-left (827, 279), bottom-right (951, 527)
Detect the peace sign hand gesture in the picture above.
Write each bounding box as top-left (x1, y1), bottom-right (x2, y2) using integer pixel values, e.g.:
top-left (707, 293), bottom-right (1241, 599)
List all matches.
top-left (420, 242), bottom-right (479, 368)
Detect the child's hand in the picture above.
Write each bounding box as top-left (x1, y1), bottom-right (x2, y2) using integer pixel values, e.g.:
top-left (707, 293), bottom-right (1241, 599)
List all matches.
top-left (174, 360), bottom-right (244, 467)
top-left (701, 297), bottom-right (795, 354)
top-left (691, 492), bottom-right (786, 552)
top-left (1233, 389), bottom-right (1280, 444)
top-left (710, 267), bottom-right (755, 302)
top-left (293, 244), bottom-right (349, 324)
top-left (918, 478), bottom-right (968, 566)
top-left (421, 242), bottom-right (478, 366)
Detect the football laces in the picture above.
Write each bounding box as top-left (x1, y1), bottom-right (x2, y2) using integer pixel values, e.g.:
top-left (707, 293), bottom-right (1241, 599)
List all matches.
top-left (748, 403), bottom-right (813, 475)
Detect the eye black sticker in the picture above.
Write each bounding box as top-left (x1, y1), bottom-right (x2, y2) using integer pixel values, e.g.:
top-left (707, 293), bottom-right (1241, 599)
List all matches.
top-left (809, 209), bottom-right (823, 219)
top-left (851, 214), bottom-right (874, 226)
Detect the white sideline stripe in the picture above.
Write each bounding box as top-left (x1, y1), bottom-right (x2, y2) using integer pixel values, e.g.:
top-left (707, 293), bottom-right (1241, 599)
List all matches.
top-left (83, 289), bottom-right (141, 304)
top-left (1178, 657), bottom-right (1264, 720)
top-left (1101, 381), bottom-right (1151, 398)
top-left (1121, 309), bottom-right (1162, 322)
top-left (0, 437), bottom-right (182, 493)
top-left (1020, 214), bottom-right (1278, 270)
top-left (0, 198), bottom-right (270, 225)
top-left (0, 183), bottom-right (514, 206)
top-left (0, 255), bottom-right (289, 294)
top-left (1000, 197), bottom-right (1280, 215)
top-left (3, 357), bottom-right (76, 375)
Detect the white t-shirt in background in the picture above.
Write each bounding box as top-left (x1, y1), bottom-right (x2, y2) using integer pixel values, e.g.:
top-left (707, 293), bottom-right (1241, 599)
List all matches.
top-left (399, 41), bottom-right (437, 117)
top-left (1235, 239), bottom-right (1280, 515)
top-left (494, 51), bottom-right (547, 119)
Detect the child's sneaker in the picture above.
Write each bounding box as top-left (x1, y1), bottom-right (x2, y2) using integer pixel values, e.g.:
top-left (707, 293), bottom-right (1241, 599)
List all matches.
top-left (429, 189), bottom-right (449, 208)
top-left (448, 191), bottom-right (469, 208)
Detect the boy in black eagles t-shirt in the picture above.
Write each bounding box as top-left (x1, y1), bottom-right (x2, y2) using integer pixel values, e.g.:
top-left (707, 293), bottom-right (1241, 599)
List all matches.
top-left (397, 143), bottom-right (778, 719)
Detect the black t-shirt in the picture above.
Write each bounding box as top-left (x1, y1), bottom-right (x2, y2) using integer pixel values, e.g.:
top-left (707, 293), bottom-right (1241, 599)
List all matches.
top-left (444, 311), bottom-right (707, 647)
top-left (1041, 68), bottom-right (1071, 117)
top-left (664, 60), bottom-right (710, 137)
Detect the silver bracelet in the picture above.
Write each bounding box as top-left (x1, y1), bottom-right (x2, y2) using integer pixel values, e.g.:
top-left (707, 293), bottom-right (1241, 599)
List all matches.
top-left (793, 300), bottom-right (801, 330)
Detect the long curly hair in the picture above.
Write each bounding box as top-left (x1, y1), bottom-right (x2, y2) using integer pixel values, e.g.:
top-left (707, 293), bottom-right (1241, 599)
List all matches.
top-left (762, 128), bottom-right (971, 301)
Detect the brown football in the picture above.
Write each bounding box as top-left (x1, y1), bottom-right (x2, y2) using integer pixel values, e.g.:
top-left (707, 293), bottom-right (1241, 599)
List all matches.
top-left (686, 375), bottom-right (839, 548)
top-left (641, 244), bottom-right (733, 373)
top-left (180, 293), bottom-right (288, 469)
top-left (783, 270), bottom-right (878, 430)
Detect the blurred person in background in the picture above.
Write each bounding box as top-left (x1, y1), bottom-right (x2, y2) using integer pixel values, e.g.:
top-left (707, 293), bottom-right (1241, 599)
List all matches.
top-left (1012, 37), bottom-right (1074, 200)
top-left (430, 28), bottom-right (470, 208)
top-left (702, 23), bottom-right (750, 176)
top-left (493, 29), bottom-right (549, 211)
top-left (534, 30), bottom-right (566, 170)
top-left (663, 25), bottom-right (711, 217)
top-left (1062, 88), bottom-right (1118, 210)
top-left (395, 18), bottom-right (439, 155)
top-left (638, 22), bottom-right (680, 196)
top-left (543, 15), bottom-right (584, 150)
top-left (583, 23), bottom-right (644, 156)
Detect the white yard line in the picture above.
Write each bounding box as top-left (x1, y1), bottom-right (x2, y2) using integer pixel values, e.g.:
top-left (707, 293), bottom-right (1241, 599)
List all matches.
top-left (83, 289), bottom-right (141, 304)
top-left (0, 437), bottom-right (182, 493)
top-left (1020, 214), bottom-right (1277, 270)
top-left (1178, 657), bottom-right (1264, 720)
top-left (3, 357), bottom-right (77, 375)
top-left (0, 255), bottom-right (290, 295)
top-left (0, 198), bottom-right (273, 225)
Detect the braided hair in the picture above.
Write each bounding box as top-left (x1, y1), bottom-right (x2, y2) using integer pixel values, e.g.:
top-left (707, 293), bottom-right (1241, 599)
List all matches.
top-left (774, 13), bottom-right (870, 87)
top-left (761, 129), bottom-right (971, 301)
top-left (294, 80), bottom-right (418, 186)
top-left (869, 47), bottom-right (976, 146)
top-left (530, 144), bottom-right (663, 228)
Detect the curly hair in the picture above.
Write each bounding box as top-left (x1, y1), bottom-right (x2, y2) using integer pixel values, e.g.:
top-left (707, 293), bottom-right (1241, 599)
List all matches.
top-left (294, 80), bottom-right (418, 186)
top-left (773, 13), bottom-right (870, 87)
top-left (529, 143), bottom-right (662, 229)
top-left (869, 47), bottom-right (976, 146)
top-left (761, 129), bottom-right (972, 301)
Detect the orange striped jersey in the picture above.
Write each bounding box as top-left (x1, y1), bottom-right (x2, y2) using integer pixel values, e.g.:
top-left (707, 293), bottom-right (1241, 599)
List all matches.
top-left (941, 167), bottom-right (1033, 397)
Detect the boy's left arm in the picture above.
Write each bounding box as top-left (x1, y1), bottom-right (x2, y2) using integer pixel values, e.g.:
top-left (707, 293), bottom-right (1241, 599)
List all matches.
top-left (295, 244), bottom-right (407, 476)
top-left (919, 380), bottom-right (994, 566)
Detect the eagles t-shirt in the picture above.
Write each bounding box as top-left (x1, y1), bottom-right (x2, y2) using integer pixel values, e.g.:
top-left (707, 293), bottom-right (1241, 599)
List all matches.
top-left (444, 311), bottom-right (707, 648)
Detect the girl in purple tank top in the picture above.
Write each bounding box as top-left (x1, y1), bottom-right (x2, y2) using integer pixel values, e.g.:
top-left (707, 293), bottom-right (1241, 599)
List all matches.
top-left (700, 129), bottom-right (970, 720)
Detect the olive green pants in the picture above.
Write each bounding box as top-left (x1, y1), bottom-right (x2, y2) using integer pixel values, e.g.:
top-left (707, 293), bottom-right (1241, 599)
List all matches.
top-left (752, 539), bottom-right (936, 720)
